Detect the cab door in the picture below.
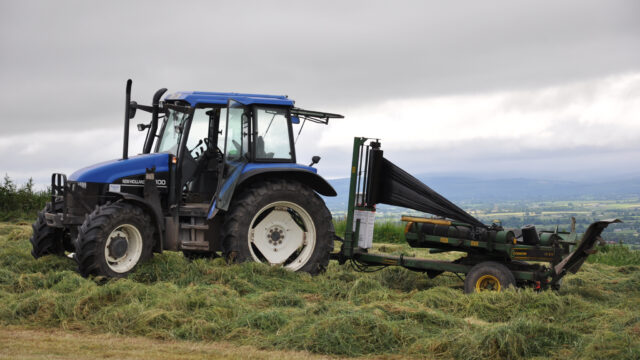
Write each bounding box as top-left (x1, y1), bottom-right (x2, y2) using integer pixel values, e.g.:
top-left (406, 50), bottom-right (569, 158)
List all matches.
top-left (209, 100), bottom-right (250, 217)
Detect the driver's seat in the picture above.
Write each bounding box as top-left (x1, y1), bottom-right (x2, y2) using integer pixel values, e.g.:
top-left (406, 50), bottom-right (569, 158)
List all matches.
top-left (185, 143), bottom-right (219, 202)
top-left (256, 136), bottom-right (274, 159)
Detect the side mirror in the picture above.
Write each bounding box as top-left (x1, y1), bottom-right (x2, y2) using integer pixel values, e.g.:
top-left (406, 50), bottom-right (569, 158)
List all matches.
top-left (128, 101), bottom-right (137, 119)
top-left (309, 156), bottom-right (321, 167)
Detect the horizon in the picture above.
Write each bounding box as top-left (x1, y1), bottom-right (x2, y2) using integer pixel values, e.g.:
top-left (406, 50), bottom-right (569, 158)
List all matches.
top-left (4, 156), bottom-right (640, 192)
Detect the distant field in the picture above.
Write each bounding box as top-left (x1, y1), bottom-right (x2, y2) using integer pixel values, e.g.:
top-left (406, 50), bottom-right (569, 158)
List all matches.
top-left (363, 198), bottom-right (640, 245)
top-left (1, 222), bottom-right (639, 359)
top-left (467, 211), bottom-right (592, 217)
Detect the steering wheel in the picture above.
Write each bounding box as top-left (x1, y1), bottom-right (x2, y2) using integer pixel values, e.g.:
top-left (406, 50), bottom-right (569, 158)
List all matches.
top-left (199, 138), bottom-right (224, 162)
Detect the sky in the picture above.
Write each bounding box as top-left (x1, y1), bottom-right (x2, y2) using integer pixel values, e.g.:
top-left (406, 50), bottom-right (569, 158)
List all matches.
top-left (1, 0), bottom-right (639, 188)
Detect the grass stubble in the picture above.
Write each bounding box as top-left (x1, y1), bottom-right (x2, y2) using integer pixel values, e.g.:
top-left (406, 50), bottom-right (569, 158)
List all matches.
top-left (0, 222), bottom-right (638, 359)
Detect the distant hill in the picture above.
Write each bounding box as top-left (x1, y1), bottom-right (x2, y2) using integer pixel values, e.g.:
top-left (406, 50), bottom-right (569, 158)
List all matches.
top-left (323, 175), bottom-right (640, 212)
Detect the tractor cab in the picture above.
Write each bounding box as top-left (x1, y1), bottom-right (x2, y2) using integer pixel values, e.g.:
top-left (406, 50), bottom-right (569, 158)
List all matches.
top-left (144, 92), bottom-right (341, 214)
top-left (153, 95), bottom-right (298, 208)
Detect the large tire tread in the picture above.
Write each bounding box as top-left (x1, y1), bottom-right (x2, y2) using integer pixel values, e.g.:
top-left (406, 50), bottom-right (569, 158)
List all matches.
top-left (222, 179), bottom-right (333, 275)
top-left (464, 261), bottom-right (516, 294)
top-left (75, 201), bottom-right (154, 278)
top-left (30, 202), bottom-right (65, 258)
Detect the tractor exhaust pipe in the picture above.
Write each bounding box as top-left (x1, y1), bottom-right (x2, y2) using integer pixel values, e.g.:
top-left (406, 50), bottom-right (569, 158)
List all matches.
top-left (143, 87), bottom-right (168, 154)
top-left (123, 79), bottom-right (132, 160)
top-left (123, 79), bottom-right (138, 159)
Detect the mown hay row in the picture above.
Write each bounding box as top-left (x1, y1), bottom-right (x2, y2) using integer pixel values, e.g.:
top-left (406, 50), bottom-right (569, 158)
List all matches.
top-left (1, 222), bottom-right (638, 359)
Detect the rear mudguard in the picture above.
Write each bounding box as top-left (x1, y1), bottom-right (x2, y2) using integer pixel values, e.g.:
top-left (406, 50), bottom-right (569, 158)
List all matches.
top-left (209, 166), bottom-right (336, 219)
top-left (236, 167), bottom-right (336, 197)
top-left (552, 219), bottom-right (622, 281)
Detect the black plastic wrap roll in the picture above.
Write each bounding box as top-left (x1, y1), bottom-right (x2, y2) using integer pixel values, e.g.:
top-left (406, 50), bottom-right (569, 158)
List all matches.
top-left (521, 225), bottom-right (540, 245)
top-left (366, 149), bottom-right (485, 228)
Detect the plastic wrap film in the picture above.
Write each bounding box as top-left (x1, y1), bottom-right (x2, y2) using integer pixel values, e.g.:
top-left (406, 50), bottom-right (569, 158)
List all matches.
top-left (366, 149), bottom-right (485, 228)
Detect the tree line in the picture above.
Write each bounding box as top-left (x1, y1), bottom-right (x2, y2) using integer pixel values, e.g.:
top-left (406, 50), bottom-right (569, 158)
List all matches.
top-left (0, 175), bottom-right (49, 220)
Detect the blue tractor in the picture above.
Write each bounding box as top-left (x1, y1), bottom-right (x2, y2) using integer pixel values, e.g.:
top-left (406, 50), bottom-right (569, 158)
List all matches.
top-left (31, 80), bottom-right (342, 277)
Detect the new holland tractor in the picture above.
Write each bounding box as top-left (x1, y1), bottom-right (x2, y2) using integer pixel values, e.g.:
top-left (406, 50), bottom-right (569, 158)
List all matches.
top-left (31, 80), bottom-right (342, 277)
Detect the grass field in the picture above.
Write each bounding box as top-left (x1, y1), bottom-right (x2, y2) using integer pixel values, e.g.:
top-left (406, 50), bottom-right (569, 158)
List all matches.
top-left (1, 221), bottom-right (639, 359)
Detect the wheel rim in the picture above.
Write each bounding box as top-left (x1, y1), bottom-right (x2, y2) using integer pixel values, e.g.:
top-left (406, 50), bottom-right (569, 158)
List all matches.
top-left (104, 224), bottom-right (143, 273)
top-left (248, 201), bottom-right (316, 271)
top-left (476, 274), bottom-right (501, 292)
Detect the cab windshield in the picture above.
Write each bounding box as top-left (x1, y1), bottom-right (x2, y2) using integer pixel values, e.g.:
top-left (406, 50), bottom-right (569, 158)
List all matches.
top-left (156, 108), bottom-right (190, 154)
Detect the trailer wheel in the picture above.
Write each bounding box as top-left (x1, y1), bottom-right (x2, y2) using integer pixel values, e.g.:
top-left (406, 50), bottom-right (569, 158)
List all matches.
top-left (464, 261), bottom-right (516, 294)
top-left (75, 202), bottom-right (154, 278)
top-left (222, 179), bottom-right (333, 275)
top-left (30, 201), bottom-right (70, 258)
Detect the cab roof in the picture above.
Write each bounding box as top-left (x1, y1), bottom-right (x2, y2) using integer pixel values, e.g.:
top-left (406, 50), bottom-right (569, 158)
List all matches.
top-left (165, 91), bottom-right (295, 107)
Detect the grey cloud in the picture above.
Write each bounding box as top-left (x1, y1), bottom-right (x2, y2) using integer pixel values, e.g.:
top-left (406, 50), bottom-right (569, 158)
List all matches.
top-left (1, 0), bottom-right (639, 186)
top-left (1, 0), bottom-right (640, 135)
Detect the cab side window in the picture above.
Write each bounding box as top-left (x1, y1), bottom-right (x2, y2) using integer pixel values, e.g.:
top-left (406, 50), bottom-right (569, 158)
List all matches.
top-left (187, 108), bottom-right (211, 157)
top-left (254, 108), bottom-right (292, 161)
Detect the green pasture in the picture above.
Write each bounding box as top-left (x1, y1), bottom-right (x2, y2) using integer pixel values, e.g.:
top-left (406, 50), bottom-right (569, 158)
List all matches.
top-left (1, 222), bottom-right (639, 359)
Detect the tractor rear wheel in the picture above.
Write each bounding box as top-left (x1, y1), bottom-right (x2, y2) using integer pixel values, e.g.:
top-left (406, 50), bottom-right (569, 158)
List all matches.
top-left (222, 179), bottom-right (333, 275)
top-left (464, 261), bottom-right (516, 294)
top-left (30, 201), bottom-right (69, 258)
top-left (75, 202), bottom-right (154, 278)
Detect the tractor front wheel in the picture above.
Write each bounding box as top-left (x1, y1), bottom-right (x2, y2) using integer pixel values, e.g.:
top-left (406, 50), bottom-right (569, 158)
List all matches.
top-left (30, 201), bottom-right (70, 258)
top-left (222, 179), bottom-right (333, 275)
top-left (75, 202), bottom-right (154, 278)
top-left (464, 261), bottom-right (516, 294)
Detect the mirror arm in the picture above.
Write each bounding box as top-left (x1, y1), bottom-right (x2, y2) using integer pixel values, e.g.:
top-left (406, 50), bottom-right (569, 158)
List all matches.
top-left (309, 156), bottom-right (321, 167)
